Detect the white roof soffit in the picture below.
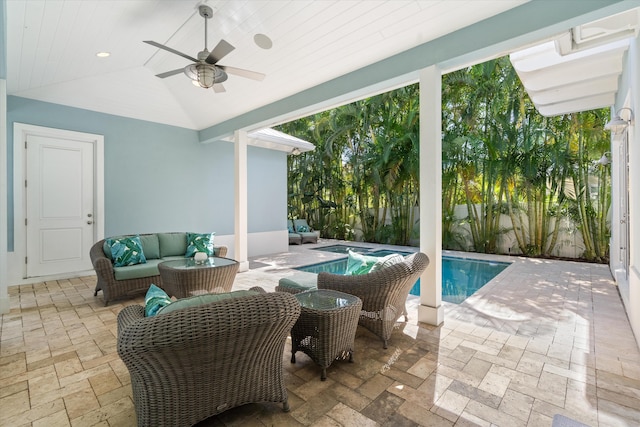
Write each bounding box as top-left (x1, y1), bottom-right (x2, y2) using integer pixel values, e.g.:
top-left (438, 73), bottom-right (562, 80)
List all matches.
top-left (223, 128), bottom-right (315, 154)
top-left (510, 8), bottom-right (639, 117)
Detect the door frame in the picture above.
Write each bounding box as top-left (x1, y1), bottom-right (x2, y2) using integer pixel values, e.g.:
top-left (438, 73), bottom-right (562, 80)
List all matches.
top-left (12, 123), bottom-right (104, 282)
top-left (619, 134), bottom-right (630, 279)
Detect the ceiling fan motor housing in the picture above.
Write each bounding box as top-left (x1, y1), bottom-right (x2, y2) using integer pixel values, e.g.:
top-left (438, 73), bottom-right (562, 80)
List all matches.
top-left (199, 5), bottom-right (214, 19)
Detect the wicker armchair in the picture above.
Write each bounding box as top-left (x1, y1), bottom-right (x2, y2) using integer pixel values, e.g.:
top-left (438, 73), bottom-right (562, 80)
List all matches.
top-left (317, 252), bottom-right (429, 349)
top-left (117, 291), bottom-right (301, 427)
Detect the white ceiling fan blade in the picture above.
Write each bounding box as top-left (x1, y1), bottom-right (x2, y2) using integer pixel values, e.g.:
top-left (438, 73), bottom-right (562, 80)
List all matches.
top-left (206, 39), bottom-right (235, 64)
top-left (144, 40), bottom-right (198, 63)
top-left (155, 68), bottom-right (185, 79)
top-left (212, 84), bottom-right (226, 93)
top-left (220, 65), bottom-right (265, 81)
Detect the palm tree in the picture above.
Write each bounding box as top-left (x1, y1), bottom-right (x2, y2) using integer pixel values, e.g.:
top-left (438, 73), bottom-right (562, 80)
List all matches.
top-left (279, 55), bottom-right (612, 262)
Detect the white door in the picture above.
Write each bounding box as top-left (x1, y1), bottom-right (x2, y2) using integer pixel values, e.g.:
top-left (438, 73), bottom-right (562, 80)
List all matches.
top-left (26, 134), bottom-right (95, 277)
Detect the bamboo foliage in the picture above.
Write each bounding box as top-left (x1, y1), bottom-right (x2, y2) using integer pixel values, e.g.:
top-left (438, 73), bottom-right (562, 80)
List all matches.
top-left (277, 56), bottom-right (612, 262)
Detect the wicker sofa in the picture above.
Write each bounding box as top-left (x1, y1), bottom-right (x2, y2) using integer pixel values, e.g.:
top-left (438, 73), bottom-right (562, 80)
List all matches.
top-left (117, 290), bottom-right (301, 427)
top-left (90, 232), bottom-right (228, 306)
top-left (317, 252), bottom-right (429, 348)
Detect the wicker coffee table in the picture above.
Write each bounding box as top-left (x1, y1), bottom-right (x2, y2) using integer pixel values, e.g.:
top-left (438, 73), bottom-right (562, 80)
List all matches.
top-left (291, 289), bottom-right (362, 380)
top-left (158, 257), bottom-right (239, 298)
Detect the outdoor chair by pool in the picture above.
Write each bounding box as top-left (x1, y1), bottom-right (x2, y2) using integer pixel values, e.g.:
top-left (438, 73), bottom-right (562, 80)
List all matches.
top-left (287, 219), bottom-right (303, 245)
top-left (117, 290), bottom-right (300, 427)
top-left (317, 252), bottom-right (429, 349)
top-left (293, 218), bottom-right (318, 243)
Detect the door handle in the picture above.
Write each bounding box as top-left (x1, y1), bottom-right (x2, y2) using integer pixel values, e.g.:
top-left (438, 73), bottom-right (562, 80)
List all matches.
top-left (87, 221), bottom-right (93, 225)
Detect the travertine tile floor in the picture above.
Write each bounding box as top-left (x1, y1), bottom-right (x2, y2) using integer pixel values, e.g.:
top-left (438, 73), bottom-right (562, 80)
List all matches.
top-left (2, 242), bottom-right (640, 426)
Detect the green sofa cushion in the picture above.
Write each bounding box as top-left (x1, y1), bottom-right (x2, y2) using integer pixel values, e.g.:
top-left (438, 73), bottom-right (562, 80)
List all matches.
top-left (278, 273), bottom-right (318, 291)
top-left (160, 256), bottom-right (185, 262)
top-left (113, 259), bottom-right (163, 280)
top-left (158, 233), bottom-right (187, 257)
top-left (157, 290), bottom-right (259, 316)
top-left (139, 234), bottom-right (160, 260)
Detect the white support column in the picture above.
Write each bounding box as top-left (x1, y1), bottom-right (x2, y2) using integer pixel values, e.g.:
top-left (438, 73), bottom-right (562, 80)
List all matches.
top-left (0, 78), bottom-right (8, 313)
top-left (234, 130), bottom-right (249, 272)
top-left (418, 65), bottom-right (444, 326)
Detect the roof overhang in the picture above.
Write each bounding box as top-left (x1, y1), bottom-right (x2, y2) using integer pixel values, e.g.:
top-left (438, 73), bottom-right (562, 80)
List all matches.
top-left (510, 8), bottom-right (639, 117)
top-left (223, 128), bottom-right (315, 154)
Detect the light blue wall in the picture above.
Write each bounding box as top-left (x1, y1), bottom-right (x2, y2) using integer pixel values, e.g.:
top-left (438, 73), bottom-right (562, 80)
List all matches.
top-left (6, 96), bottom-right (285, 249)
top-left (248, 146), bottom-right (286, 233)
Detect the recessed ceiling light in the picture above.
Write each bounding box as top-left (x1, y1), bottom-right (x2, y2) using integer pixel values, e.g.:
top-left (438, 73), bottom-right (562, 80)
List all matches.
top-left (96, 52), bottom-right (110, 58)
top-left (253, 34), bottom-right (273, 50)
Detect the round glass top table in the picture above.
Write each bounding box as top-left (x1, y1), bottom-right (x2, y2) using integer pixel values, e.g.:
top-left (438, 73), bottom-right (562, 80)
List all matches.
top-left (291, 289), bottom-right (362, 381)
top-left (158, 256), bottom-right (239, 298)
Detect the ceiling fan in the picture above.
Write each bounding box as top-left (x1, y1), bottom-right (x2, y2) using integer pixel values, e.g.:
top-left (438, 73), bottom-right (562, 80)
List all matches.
top-left (144, 4), bottom-right (265, 93)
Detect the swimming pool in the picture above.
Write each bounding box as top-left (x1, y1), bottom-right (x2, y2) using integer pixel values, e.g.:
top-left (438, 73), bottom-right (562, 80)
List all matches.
top-left (310, 244), bottom-right (373, 254)
top-left (295, 253), bottom-right (510, 304)
top-left (436, 257), bottom-right (510, 303)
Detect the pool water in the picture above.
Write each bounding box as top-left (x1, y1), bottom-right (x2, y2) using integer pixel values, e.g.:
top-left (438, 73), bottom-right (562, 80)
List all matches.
top-left (295, 253), bottom-right (510, 304)
top-left (426, 257), bottom-right (509, 303)
top-left (310, 244), bottom-right (373, 254)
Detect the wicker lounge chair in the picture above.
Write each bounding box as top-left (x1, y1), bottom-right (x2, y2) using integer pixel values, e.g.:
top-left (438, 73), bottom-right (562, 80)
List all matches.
top-left (317, 252), bottom-right (429, 348)
top-left (117, 291), bottom-right (301, 427)
top-left (287, 219), bottom-right (303, 245)
top-left (293, 218), bottom-right (318, 243)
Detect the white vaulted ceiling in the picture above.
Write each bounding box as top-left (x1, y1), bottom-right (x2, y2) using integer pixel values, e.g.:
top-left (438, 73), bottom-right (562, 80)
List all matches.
top-left (7, 1), bottom-right (639, 131)
top-left (6, 0), bottom-right (529, 130)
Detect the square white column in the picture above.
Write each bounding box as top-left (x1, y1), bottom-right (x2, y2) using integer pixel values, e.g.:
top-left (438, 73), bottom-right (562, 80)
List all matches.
top-left (0, 79), bottom-right (8, 313)
top-left (418, 65), bottom-right (444, 326)
top-left (234, 130), bottom-right (249, 272)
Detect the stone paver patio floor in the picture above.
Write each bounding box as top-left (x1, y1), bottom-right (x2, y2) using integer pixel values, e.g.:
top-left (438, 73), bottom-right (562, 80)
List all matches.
top-left (1, 241), bottom-right (639, 426)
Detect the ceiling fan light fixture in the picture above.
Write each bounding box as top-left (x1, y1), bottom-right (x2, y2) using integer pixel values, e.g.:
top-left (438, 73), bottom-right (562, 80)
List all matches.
top-left (184, 63), bottom-right (227, 89)
top-left (184, 64), bottom-right (199, 82)
top-left (197, 64), bottom-right (215, 88)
